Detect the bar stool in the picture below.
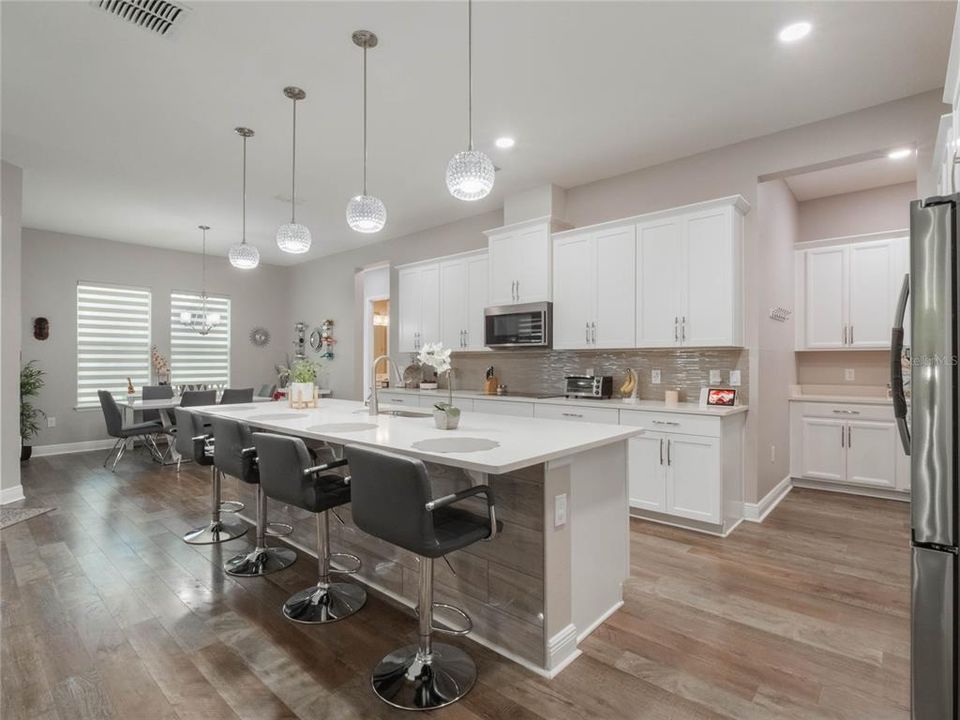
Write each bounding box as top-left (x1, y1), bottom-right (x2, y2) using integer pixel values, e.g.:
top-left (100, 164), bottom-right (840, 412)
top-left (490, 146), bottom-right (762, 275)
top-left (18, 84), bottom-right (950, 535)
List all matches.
top-left (253, 432), bottom-right (366, 624)
top-left (344, 444), bottom-right (499, 711)
top-left (213, 418), bottom-right (296, 576)
top-left (176, 408), bottom-right (247, 545)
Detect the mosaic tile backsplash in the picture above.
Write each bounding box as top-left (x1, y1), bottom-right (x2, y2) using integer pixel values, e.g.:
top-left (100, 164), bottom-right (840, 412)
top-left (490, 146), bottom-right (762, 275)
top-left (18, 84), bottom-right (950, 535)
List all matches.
top-left (418, 348), bottom-right (749, 405)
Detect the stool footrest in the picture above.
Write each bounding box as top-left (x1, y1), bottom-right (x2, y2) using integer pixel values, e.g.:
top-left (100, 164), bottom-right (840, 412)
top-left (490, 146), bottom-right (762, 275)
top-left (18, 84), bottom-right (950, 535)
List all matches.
top-left (219, 500), bottom-right (244, 513)
top-left (329, 552), bottom-right (362, 575)
top-left (265, 521), bottom-right (294, 537)
top-left (415, 602), bottom-right (473, 636)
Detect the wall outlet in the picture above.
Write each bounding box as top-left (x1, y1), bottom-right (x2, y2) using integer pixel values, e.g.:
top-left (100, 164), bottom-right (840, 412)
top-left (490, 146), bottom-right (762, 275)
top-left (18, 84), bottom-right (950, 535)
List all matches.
top-left (651, 369), bottom-right (661, 385)
top-left (554, 493), bottom-right (568, 528)
top-left (709, 369), bottom-right (722, 384)
top-left (46, 416), bottom-right (56, 428)
top-left (844, 368), bottom-right (856, 382)
top-left (729, 370), bottom-right (741, 386)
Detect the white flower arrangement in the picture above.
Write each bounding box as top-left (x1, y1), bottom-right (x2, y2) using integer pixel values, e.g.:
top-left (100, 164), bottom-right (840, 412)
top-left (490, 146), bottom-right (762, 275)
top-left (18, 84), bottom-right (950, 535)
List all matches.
top-left (417, 342), bottom-right (459, 424)
top-left (417, 342), bottom-right (452, 375)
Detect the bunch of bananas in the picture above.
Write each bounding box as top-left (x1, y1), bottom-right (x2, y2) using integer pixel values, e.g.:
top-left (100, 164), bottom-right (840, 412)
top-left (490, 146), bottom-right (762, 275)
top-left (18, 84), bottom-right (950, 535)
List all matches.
top-left (619, 368), bottom-right (638, 398)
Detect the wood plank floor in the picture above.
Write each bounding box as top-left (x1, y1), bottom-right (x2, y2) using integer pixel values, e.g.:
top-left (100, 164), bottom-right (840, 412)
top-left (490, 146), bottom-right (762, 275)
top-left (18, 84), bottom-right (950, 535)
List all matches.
top-left (2, 450), bottom-right (911, 719)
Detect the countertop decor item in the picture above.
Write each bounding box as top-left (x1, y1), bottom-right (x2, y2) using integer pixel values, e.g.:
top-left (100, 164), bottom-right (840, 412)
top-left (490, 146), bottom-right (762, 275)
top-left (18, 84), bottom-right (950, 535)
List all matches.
top-left (619, 368), bottom-right (639, 403)
top-left (276, 86), bottom-right (312, 254)
top-left (445, 0), bottom-right (495, 202)
top-left (20, 360), bottom-right (45, 461)
top-left (151, 345), bottom-right (170, 384)
top-left (483, 365), bottom-right (498, 395)
top-left (228, 127), bottom-right (260, 269)
top-left (418, 342), bottom-right (458, 429)
top-left (346, 30), bottom-right (386, 234)
top-left (249, 327), bottom-right (270, 347)
top-left (288, 359), bottom-right (319, 409)
top-left (664, 389), bottom-right (680, 407)
top-left (180, 225), bottom-right (222, 335)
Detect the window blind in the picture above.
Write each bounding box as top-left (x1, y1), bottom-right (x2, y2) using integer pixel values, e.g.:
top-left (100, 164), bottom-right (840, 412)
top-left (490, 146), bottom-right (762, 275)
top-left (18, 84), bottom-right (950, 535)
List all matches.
top-left (76, 282), bottom-right (152, 408)
top-left (170, 292), bottom-right (231, 387)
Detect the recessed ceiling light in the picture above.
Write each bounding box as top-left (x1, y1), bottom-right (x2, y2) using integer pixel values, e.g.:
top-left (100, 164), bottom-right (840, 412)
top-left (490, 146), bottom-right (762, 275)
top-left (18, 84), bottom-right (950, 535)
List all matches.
top-left (887, 148), bottom-right (913, 160)
top-left (778, 21), bottom-right (812, 43)
top-left (495, 137), bottom-right (515, 149)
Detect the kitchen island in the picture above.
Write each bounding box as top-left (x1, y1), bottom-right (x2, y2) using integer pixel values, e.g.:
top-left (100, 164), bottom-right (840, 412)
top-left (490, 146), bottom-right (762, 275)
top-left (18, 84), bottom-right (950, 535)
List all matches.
top-left (192, 398), bottom-right (642, 677)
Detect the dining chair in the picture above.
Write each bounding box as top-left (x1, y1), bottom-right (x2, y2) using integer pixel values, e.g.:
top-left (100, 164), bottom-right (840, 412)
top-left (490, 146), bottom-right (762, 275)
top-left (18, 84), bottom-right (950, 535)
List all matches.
top-left (98, 390), bottom-right (163, 471)
top-left (257, 384), bottom-right (277, 398)
top-left (220, 387), bottom-right (254, 405)
top-left (180, 389), bottom-right (216, 407)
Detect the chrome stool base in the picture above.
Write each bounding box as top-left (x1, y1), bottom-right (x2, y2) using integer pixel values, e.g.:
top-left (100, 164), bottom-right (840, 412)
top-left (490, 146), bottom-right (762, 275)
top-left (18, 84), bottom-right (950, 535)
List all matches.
top-left (219, 500), bottom-right (244, 513)
top-left (283, 581), bottom-right (366, 624)
top-left (224, 545), bottom-right (296, 577)
top-left (183, 520), bottom-right (247, 545)
top-left (371, 642), bottom-right (477, 711)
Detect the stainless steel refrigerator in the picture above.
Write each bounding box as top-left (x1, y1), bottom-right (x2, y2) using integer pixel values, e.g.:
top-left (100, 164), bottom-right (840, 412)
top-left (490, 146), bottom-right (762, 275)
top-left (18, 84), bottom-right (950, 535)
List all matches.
top-left (892, 195), bottom-right (959, 719)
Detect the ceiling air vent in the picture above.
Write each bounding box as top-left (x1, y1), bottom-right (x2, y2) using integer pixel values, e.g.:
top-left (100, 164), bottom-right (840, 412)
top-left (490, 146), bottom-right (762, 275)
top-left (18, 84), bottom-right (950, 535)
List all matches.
top-left (91, 0), bottom-right (189, 37)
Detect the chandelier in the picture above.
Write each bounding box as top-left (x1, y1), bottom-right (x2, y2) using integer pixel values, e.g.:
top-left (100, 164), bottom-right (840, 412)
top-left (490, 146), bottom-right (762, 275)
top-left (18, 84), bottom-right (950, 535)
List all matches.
top-left (180, 225), bottom-right (221, 335)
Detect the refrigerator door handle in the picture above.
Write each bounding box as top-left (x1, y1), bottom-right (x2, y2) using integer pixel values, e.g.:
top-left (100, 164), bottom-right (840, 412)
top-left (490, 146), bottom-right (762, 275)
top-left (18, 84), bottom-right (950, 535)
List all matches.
top-left (890, 272), bottom-right (910, 456)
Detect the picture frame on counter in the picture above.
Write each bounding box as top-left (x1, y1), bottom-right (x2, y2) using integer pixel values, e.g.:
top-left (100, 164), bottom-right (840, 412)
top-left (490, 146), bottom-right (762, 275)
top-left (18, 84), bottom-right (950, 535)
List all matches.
top-left (705, 387), bottom-right (737, 407)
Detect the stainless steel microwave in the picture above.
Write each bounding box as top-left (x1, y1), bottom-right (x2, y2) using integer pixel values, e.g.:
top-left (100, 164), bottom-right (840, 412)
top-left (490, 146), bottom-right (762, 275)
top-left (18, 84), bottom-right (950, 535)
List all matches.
top-left (484, 302), bottom-right (552, 349)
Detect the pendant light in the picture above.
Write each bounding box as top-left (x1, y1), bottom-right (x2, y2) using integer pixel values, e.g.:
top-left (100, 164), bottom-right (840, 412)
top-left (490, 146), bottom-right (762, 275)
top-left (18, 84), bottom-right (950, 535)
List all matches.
top-left (445, 0), bottom-right (494, 202)
top-left (276, 87), bottom-right (312, 253)
top-left (228, 127), bottom-right (261, 269)
top-left (346, 30), bottom-right (386, 233)
top-left (180, 225), bottom-right (221, 335)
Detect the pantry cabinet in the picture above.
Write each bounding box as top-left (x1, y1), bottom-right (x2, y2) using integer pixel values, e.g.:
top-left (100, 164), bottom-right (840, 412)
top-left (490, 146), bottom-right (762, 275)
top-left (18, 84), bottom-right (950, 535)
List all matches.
top-left (397, 263), bottom-right (439, 353)
top-left (439, 252), bottom-right (488, 351)
top-left (795, 235), bottom-right (909, 351)
top-left (553, 225), bottom-right (636, 349)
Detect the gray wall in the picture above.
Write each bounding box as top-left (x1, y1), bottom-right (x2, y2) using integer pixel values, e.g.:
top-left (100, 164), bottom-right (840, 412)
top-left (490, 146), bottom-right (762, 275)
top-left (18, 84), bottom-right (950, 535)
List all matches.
top-left (2, 161), bottom-right (23, 494)
top-left (20, 228), bottom-right (291, 446)
top-left (797, 181), bottom-right (915, 243)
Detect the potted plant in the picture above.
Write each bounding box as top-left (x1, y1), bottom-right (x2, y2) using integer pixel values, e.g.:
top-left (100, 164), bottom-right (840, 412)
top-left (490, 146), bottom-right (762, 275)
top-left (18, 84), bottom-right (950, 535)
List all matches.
top-left (418, 342), bottom-right (459, 430)
top-left (289, 358), bottom-right (318, 404)
top-left (20, 360), bottom-right (46, 461)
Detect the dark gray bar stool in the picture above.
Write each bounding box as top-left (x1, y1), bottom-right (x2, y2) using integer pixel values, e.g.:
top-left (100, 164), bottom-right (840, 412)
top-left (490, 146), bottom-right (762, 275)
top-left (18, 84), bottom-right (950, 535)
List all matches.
top-left (344, 444), bottom-right (499, 711)
top-left (253, 432), bottom-right (366, 624)
top-left (213, 418), bottom-right (296, 576)
top-left (176, 408), bottom-right (246, 545)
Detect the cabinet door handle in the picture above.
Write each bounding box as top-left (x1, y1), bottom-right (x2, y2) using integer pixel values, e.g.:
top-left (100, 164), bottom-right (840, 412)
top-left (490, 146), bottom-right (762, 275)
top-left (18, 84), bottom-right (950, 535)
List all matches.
top-left (585, 322), bottom-right (590, 343)
top-left (591, 322), bottom-right (597, 344)
top-left (463, 330), bottom-right (468, 348)
top-left (666, 439), bottom-right (672, 466)
top-left (842, 325), bottom-right (847, 345)
top-left (849, 325), bottom-right (854, 344)
top-left (831, 409), bottom-right (861, 415)
top-left (652, 419), bottom-right (680, 426)
top-left (674, 316), bottom-right (679, 342)
top-left (681, 316), bottom-right (686, 342)
top-left (561, 412), bottom-right (583, 418)
top-left (516, 280), bottom-right (520, 301)
top-left (659, 437), bottom-right (664, 465)
top-left (847, 425), bottom-right (852, 448)
top-left (841, 425), bottom-right (845, 448)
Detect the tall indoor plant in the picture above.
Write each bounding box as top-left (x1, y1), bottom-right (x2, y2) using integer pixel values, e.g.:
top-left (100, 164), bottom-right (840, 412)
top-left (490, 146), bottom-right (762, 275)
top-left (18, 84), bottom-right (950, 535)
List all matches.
top-left (20, 360), bottom-right (46, 461)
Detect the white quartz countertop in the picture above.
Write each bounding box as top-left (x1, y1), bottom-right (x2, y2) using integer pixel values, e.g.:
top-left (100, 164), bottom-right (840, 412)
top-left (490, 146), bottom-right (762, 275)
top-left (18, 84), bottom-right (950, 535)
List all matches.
top-left (381, 388), bottom-right (748, 417)
top-left (189, 398), bottom-right (642, 475)
top-left (789, 394), bottom-right (893, 405)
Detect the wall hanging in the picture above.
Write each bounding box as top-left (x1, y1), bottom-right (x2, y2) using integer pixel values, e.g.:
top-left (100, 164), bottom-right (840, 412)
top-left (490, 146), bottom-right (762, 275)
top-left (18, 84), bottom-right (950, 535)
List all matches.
top-left (249, 327), bottom-right (270, 347)
top-left (32, 317), bottom-right (49, 341)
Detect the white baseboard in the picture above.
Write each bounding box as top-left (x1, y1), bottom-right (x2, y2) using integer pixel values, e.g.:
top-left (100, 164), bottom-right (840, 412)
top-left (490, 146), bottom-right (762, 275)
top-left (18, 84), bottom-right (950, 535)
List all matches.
top-left (546, 624), bottom-right (580, 675)
top-left (791, 477), bottom-right (910, 502)
top-left (31, 439), bottom-right (115, 457)
top-left (0, 485), bottom-right (25, 505)
top-left (744, 475), bottom-right (792, 522)
top-left (577, 600), bottom-right (623, 643)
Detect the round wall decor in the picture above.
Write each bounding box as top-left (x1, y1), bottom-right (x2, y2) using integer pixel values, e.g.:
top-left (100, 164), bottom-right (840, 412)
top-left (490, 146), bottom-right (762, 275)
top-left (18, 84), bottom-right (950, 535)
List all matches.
top-left (249, 327), bottom-right (270, 347)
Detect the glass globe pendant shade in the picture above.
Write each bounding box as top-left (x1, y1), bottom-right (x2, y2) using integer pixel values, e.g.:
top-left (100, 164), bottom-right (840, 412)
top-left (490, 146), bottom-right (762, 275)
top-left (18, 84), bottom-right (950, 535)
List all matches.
top-left (228, 241), bottom-right (260, 269)
top-left (446, 149), bottom-right (495, 201)
top-left (346, 194), bottom-right (386, 234)
top-left (276, 222), bottom-right (312, 253)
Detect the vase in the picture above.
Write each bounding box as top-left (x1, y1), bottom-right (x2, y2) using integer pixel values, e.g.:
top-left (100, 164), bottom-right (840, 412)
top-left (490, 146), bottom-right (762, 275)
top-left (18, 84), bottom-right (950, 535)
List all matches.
top-left (433, 405), bottom-right (461, 430)
top-left (290, 382), bottom-right (315, 404)
top-left (20, 444), bottom-right (32, 462)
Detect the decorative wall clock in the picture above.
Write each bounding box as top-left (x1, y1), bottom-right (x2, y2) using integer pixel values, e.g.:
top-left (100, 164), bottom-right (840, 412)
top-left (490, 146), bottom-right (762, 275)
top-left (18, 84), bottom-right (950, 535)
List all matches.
top-left (249, 327), bottom-right (270, 347)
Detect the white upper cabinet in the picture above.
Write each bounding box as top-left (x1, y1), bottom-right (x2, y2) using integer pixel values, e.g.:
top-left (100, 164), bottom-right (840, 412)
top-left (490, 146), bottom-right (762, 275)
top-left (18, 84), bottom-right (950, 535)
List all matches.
top-left (487, 218), bottom-right (568, 306)
top-left (439, 252), bottom-right (489, 351)
top-left (398, 263), bottom-right (439, 353)
top-left (553, 225), bottom-right (637, 350)
top-left (636, 200), bottom-right (745, 348)
top-left (796, 235), bottom-right (908, 351)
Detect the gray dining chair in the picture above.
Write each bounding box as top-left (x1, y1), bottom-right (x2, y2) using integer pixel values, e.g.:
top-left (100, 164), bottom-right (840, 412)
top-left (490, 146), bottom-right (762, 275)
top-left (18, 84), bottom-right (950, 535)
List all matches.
top-left (98, 390), bottom-right (163, 471)
top-left (220, 387), bottom-right (254, 405)
top-left (180, 389), bottom-right (216, 407)
top-left (257, 384), bottom-right (277, 398)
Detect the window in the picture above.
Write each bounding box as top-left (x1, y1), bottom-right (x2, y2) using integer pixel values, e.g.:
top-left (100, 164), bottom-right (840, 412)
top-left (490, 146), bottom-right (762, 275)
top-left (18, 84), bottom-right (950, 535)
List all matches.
top-left (170, 291), bottom-right (230, 388)
top-left (76, 282), bottom-right (152, 408)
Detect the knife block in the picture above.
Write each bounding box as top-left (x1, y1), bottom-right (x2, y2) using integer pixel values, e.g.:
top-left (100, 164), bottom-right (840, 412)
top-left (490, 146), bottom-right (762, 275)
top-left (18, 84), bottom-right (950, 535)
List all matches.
top-left (483, 378), bottom-right (498, 395)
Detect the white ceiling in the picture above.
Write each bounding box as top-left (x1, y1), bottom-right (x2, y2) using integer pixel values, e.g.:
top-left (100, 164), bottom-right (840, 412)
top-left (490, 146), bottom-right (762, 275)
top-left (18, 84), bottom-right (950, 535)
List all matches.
top-left (1, 1), bottom-right (953, 265)
top-left (785, 155), bottom-right (918, 201)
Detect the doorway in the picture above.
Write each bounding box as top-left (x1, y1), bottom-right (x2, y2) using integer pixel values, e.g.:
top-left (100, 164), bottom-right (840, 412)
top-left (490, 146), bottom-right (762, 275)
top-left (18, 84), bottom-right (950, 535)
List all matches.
top-left (360, 264), bottom-right (390, 398)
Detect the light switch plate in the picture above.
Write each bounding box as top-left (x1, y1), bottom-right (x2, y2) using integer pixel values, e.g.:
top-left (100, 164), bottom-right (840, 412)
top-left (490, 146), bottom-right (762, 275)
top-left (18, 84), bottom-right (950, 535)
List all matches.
top-left (729, 370), bottom-right (741, 386)
top-left (554, 493), bottom-right (568, 528)
top-left (46, 416), bottom-right (56, 428)
top-left (709, 369), bottom-right (722, 384)
top-left (651, 369), bottom-right (661, 385)
top-left (844, 368), bottom-right (855, 382)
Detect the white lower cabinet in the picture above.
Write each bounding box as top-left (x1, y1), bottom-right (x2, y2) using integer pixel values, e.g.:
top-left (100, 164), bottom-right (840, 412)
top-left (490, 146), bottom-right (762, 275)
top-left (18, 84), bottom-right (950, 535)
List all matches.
top-left (534, 403), bottom-right (619, 424)
top-left (473, 398), bottom-right (535, 417)
top-left (791, 401), bottom-right (908, 493)
top-left (622, 410), bottom-right (743, 533)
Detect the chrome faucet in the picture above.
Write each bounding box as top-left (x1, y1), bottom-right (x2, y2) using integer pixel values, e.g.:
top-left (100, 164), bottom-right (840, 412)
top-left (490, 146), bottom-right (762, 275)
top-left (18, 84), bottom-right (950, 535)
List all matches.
top-left (368, 355), bottom-right (404, 416)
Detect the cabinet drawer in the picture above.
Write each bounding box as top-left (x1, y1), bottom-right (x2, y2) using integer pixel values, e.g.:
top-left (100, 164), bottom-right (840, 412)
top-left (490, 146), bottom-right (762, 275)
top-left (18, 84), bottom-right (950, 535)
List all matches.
top-left (619, 410), bottom-right (720, 437)
top-left (379, 392), bottom-right (415, 406)
top-left (535, 403), bottom-right (619, 424)
top-left (473, 398), bottom-right (534, 417)
top-left (419, 396), bottom-right (474, 412)
top-left (795, 402), bottom-right (893, 422)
